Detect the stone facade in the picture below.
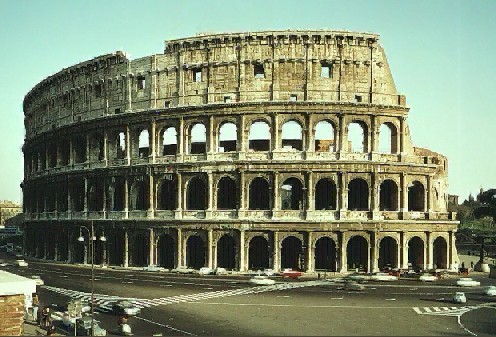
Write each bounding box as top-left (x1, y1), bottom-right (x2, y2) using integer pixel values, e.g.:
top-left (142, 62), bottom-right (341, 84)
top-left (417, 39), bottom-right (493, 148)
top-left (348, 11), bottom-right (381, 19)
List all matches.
top-left (0, 201), bottom-right (22, 228)
top-left (22, 30), bottom-right (458, 273)
top-left (0, 294), bottom-right (25, 336)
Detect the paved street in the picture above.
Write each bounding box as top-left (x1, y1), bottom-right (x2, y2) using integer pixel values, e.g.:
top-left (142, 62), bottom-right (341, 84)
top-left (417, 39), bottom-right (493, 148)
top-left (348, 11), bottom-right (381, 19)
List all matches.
top-left (2, 257), bottom-right (496, 336)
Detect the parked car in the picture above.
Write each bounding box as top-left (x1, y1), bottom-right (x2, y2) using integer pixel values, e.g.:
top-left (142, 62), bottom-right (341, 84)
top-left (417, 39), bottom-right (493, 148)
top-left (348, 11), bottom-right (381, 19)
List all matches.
top-left (30, 275), bottom-right (44, 286)
top-left (418, 273), bottom-right (438, 282)
top-left (75, 316), bottom-right (107, 336)
top-left (281, 269), bottom-right (303, 279)
top-left (484, 286), bottom-right (496, 296)
top-left (16, 259), bottom-right (28, 267)
top-left (457, 277), bottom-right (481, 287)
top-left (198, 267), bottom-right (213, 275)
top-left (370, 272), bottom-right (397, 281)
top-left (112, 300), bottom-right (141, 316)
top-left (453, 292), bottom-right (467, 304)
top-left (214, 267), bottom-right (228, 275)
top-left (171, 267), bottom-right (195, 274)
top-left (250, 275), bottom-right (276, 285)
top-left (263, 269), bottom-right (276, 276)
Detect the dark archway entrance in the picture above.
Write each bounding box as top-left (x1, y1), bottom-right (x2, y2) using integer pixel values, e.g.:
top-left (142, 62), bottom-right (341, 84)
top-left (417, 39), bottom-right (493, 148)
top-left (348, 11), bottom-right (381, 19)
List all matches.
top-left (248, 236), bottom-right (269, 270)
top-left (378, 237), bottom-right (398, 269)
top-left (249, 177), bottom-right (270, 210)
top-left (281, 236), bottom-right (303, 271)
top-left (379, 180), bottom-right (398, 211)
top-left (347, 236), bottom-right (368, 272)
top-left (408, 181), bottom-right (425, 211)
top-left (131, 233), bottom-right (148, 267)
top-left (408, 236), bottom-right (424, 270)
top-left (106, 230), bottom-right (124, 266)
top-left (314, 237), bottom-right (336, 271)
top-left (217, 235), bottom-right (236, 269)
top-left (158, 180), bottom-right (177, 210)
top-left (186, 236), bottom-right (205, 269)
top-left (315, 179), bottom-right (337, 210)
top-left (217, 177), bottom-right (237, 210)
top-left (348, 179), bottom-right (369, 210)
top-left (157, 234), bottom-right (175, 269)
top-left (187, 177), bottom-right (207, 210)
top-left (433, 237), bottom-right (448, 269)
top-left (281, 178), bottom-right (304, 210)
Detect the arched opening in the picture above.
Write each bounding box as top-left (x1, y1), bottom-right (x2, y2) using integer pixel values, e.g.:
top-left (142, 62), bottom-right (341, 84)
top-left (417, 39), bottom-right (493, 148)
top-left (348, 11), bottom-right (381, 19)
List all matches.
top-left (433, 237), bottom-right (448, 269)
top-left (378, 237), bottom-right (398, 269)
top-left (218, 123), bottom-right (237, 152)
top-left (131, 180), bottom-right (149, 211)
top-left (138, 129), bottom-right (150, 158)
top-left (89, 133), bottom-right (105, 162)
top-left (315, 178), bottom-right (337, 210)
top-left (408, 181), bottom-right (425, 211)
top-left (88, 180), bottom-right (104, 212)
top-left (186, 235), bottom-right (205, 269)
top-left (162, 127), bottom-right (177, 155)
top-left (408, 236), bottom-right (424, 270)
top-left (248, 236), bottom-right (269, 270)
top-left (107, 230), bottom-right (124, 266)
top-left (281, 236), bottom-right (303, 270)
top-left (378, 123), bottom-right (398, 154)
top-left (157, 234), bottom-right (175, 269)
top-left (248, 121), bottom-right (270, 151)
top-left (112, 177), bottom-right (125, 211)
top-left (47, 143), bottom-right (57, 168)
top-left (217, 177), bottom-right (237, 210)
top-left (116, 132), bottom-right (126, 159)
top-left (379, 180), bottom-right (398, 211)
top-left (314, 120), bottom-right (335, 152)
top-left (217, 235), bottom-right (236, 270)
top-left (348, 178), bottom-right (369, 211)
top-left (249, 177), bottom-right (270, 210)
top-left (186, 176), bottom-right (207, 210)
top-left (59, 141), bottom-right (70, 166)
top-left (347, 122), bottom-right (367, 153)
top-left (281, 178), bottom-right (304, 210)
top-left (73, 135), bottom-right (87, 163)
top-left (314, 237), bottom-right (337, 271)
top-left (69, 178), bottom-right (85, 212)
top-left (158, 179), bottom-right (177, 210)
top-left (281, 120), bottom-right (303, 151)
top-left (131, 233), bottom-right (148, 267)
top-left (347, 236), bottom-right (368, 272)
top-left (189, 123), bottom-right (206, 154)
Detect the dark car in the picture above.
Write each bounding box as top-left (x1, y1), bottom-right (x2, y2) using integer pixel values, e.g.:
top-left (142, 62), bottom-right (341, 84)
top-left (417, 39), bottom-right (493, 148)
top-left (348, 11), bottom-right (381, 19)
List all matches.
top-left (111, 300), bottom-right (141, 316)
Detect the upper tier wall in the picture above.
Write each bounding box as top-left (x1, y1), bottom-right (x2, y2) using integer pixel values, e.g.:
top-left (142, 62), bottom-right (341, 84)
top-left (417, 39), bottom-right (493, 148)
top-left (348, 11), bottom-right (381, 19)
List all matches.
top-left (23, 30), bottom-right (405, 139)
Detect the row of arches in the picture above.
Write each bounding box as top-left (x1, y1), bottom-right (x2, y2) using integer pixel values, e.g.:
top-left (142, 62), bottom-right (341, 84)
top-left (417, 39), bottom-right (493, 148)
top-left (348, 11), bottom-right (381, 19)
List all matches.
top-left (24, 175), bottom-right (427, 213)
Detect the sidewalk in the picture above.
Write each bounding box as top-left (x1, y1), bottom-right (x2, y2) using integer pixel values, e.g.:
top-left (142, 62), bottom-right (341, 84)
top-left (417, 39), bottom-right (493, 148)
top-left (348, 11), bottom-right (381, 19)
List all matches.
top-left (23, 321), bottom-right (66, 336)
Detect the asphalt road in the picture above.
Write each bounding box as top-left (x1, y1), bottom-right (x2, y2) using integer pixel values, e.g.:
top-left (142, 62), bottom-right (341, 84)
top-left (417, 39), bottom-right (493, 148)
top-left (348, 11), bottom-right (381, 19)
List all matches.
top-left (2, 256), bottom-right (495, 336)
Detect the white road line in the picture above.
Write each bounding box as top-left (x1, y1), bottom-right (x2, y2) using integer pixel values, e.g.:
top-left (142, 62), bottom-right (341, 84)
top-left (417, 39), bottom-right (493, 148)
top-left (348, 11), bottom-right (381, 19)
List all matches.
top-left (423, 307), bottom-right (432, 313)
top-left (413, 307), bottom-right (423, 314)
top-left (134, 316), bottom-right (196, 336)
top-left (433, 307), bottom-right (442, 312)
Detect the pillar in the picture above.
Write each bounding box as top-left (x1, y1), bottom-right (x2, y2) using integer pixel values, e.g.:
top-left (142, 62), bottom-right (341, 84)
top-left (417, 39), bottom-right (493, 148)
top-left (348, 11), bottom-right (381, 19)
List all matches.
top-left (103, 129), bottom-right (108, 166)
top-left (178, 118), bottom-right (184, 157)
top-left (208, 115), bottom-right (215, 154)
top-left (124, 177), bottom-right (129, 218)
top-left (176, 173), bottom-right (183, 218)
top-left (426, 232), bottom-right (432, 269)
top-left (306, 114), bottom-right (314, 152)
top-left (339, 232), bottom-right (347, 273)
top-left (271, 113), bottom-right (280, 152)
top-left (67, 231), bottom-right (73, 263)
top-left (148, 228), bottom-right (155, 266)
top-left (338, 114), bottom-right (345, 153)
top-left (370, 232), bottom-right (378, 272)
top-left (123, 230), bottom-right (129, 268)
top-left (239, 170), bottom-right (246, 211)
top-left (370, 115), bottom-right (377, 153)
top-left (237, 115), bottom-right (246, 153)
top-left (176, 228), bottom-right (183, 267)
top-left (208, 229), bottom-right (213, 269)
top-left (125, 125), bottom-right (131, 165)
top-left (151, 121), bottom-right (156, 163)
top-left (239, 231), bottom-right (246, 272)
top-left (449, 231), bottom-right (456, 270)
top-left (83, 177), bottom-right (88, 213)
top-left (306, 232), bottom-right (314, 272)
top-left (400, 173), bottom-right (408, 213)
top-left (272, 172), bottom-right (279, 212)
top-left (207, 173), bottom-right (214, 212)
top-left (307, 171), bottom-right (314, 211)
top-left (399, 116), bottom-right (405, 154)
top-left (426, 175), bottom-right (432, 212)
top-left (273, 232), bottom-right (280, 272)
top-left (401, 233), bottom-right (408, 269)
top-left (148, 174), bottom-right (154, 217)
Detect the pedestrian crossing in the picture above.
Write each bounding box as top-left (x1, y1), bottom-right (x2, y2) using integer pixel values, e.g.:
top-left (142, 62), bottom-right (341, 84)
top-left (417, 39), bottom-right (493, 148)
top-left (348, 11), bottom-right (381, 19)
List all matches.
top-left (43, 280), bottom-right (326, 313)
top-left (412, 306), bottom-right (478, 317)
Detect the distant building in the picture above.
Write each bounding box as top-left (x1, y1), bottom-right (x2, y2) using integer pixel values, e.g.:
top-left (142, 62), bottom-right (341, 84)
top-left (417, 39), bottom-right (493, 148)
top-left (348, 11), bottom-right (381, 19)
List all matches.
top-left (448, 195), bottom-right (459, 207)
top-left (0, 201), bottom-right (22, 228)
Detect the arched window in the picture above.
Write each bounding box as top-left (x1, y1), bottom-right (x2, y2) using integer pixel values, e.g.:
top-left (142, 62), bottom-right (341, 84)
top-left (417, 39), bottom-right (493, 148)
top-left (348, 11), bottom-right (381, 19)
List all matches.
top-left (249, 177), bottom-right (270, 210)
top-left (347, 235), bottom-right (368, 272)
top-left (281, 120), bottom-right (303, 151)
top-left (138, 129), bottom-right (150, 158)
top-left (218, 123), bottom-right (237, 152)
top-left (347, 122), bottom-right (367, 153)
top-left (348, 178), bottom-right (369, 210)
top-left (189, 123), bottom-right (206, 154)
top-left (281, 178), bottom-right (304, 210)
top-left (162, 127), bottom-right (177, 155)
top-left (315, 178), bottom-right (337, 210)
top-left (131, 179), bottom-right (149, 210)
top-left (379, 179), bottom-right (398, 211)
top-left (379, 123), bottom-right (397, 154)
top-left (408, 181), bottom-right (425, 211)
top-left (187, 176), bottom-right (207, 210)
top-left (314, 120), bottom-right (335, 152)
top-left (158, 179), bottom-right (177, 210)
top-left (248, 121), bottom-right (270, 151)
top-left (217, 177), bottom-right (237, 210)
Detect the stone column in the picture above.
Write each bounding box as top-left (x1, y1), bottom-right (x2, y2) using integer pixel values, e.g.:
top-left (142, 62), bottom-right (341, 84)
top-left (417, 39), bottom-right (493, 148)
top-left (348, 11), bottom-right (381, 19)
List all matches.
top-left (370, 232), bottom-right (378, 272)
top-left (306, 232), bottom-right (314, 272)
top-left (339, 231), bottom-right (347, 273)
top-left (272, 172), bottom-right (280, 213)
top-left (208, 115), bottom-right (215, 155)
top-left (67, 231), bottom-right (73, 263)
top-left (123, 230), bottom-right (129, 268)
top-left (125, 125), bottom-right (131, 165)
top-left (83, 177), bottom-right (88, 214)
top-left (401, 232), bottom-right (408, 269)
top-left (85, 134), bottom-right (90, 163)
top-left (426, 232), bottom-right (432, 269)
top-left (208, 229), bottom-right (213, 269)
top-left (339, 172), bottom-right (348, 219)
top-left (176, 228), bottom-right (183, 268)
top-left (148, 174), bottom-right (154, 218)
top-left (239, 231), bottom-right (246, 272)
top-left (103, 129), bottom-right (108, 166)
top-left (178, 118), bottom-right (185, 158)
top-left (399, 116), bottom-right (405, 154)
top-left (126, 70), bottom-right (132, 111)
top-left (338, 114), bottom-right (345, 154)
top-left (151, 121), bottom-right (156, 163)
top-left (148, 228), bottom-right (154, 266)
top-left (400, 173), bottom-right (408, 213)
top-left (124, 177), bottom-right (129, 219)
top-left (370, 115), bottom-right (377, 153)
top-left (207, 173), bottom-right (214, 216)
top-left (237, 115), bottom-right (246, 156)
top-left (426, 175), bottom-right (432, 212)
top-left (271, 113), bottom-right (280, 152)
top-left (396, 235), bottom-right (401, 269)
top-left (307, 171), bottom-right (314, 212)
top-left (449, 231), bottom-right (456, 270)
top-left (273, 232), bottom-right (280, 272)
top-left (305, 113), bottom-right (314, 152)
top-left (239, 170), bottom-right (246, 212)
top-left (69, 138), bottom-right (74, 165)
top-left (175, 173), bottom-right (183, 219)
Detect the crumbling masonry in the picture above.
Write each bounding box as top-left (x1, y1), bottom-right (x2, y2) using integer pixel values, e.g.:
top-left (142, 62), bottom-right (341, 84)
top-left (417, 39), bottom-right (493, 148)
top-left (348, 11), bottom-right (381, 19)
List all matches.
top-left (22, 30), bottom-right (458, 272)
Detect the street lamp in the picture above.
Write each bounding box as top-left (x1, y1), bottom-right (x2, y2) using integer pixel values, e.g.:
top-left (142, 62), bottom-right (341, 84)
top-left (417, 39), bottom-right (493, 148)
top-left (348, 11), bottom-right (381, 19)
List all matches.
top-left (78, 221), bottom-right (106, 336)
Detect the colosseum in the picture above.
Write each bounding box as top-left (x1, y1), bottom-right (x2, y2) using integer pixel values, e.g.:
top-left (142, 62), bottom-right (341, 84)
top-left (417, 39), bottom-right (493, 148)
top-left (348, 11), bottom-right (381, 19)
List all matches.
top-left (22, 30), bottom-right (458, 273)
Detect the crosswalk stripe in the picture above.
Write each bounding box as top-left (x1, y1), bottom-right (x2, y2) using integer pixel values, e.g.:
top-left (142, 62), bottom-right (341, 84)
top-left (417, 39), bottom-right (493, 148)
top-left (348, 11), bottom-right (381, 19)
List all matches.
top-left (423, 307), bottom-right (432, 313)
top-left (413, 307), bottom-right (422, 314)
top-left (433, 307), bottom-right (441, 312)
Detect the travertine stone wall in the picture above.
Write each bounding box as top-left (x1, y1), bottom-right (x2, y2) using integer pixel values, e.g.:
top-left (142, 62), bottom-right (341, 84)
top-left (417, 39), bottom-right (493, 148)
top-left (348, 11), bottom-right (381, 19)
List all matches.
top-left (0, 294), bottom-right (25, 336)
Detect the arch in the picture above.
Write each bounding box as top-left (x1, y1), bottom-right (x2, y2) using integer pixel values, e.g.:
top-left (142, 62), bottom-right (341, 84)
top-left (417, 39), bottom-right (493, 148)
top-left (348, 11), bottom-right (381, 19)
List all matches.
top-left (347, 121), bottom-right (367, 153)
top-left (217, 234), bottom-right (236, 270)
top-left (218, 122), bottom-right (237, 152)
top-left (131, 232), bottom-right (149, 267)
top-left (378, 123), bottom-right (398, 154)
top-left (112, 177), bottom-right (125, 211)
top-left (379, 179), bottom-right (398, 211)
top-left (433, 236), bottom-right (448, 269)
top-left (408, 181), bottom-right (425, 211)
top-left (158, 179), bottom-right (177, 210)
top-left (217, 176), bottom-right (237, 210)
top-left (189, 123), bottom-right (206, 154)
top-left (116, 131), bottom-right (126, 159)
top-left (281, 177), bottom-right (304, 210)
top-left (186, 235), bottom-right (205, 269)
top-left (348, 178), bottom-right (369, 211)
top-left (73, 135), bottom-right (87, 163)
top-left (107, 230), bottom-right (124, 266)
top-left (248, 121), bottom-right (270, 151)
top-left (249, 177), bottom-right (270, 210)
top-left (162, 126), bottom-right (177, 155)
top-left (186, 176), bottom-right (207, 210)
top-left (378, 237), bottom-right (398, 269)
top-left (315, 178), bottom-right (337, 210)
top-left (130, 179), bottom-right (149, 210)
top-left (314, 237), bottom-right (337, 271)
top-left (88, 133), bottom-right (105, 162)
top-left (248, 236), bottom-right (269, 270)
top-left (138, 129), bottom-right (150, 158)
top-left (157, 234), bottom-right (175, 269)
top-left (281, 236), bottom-right (303, 270)
top-left (314, 120), bottom-right (336, 152)
top-left (87, 179), bottom-right (104, 212)
top-left (69, 178), bottom-right (85, 212)
top-left (281, 120), bottom-right (303, 151)
top-left (408, 236), bottom-right (424, 270)
top-left (346, 235), bottom-right (368, 272)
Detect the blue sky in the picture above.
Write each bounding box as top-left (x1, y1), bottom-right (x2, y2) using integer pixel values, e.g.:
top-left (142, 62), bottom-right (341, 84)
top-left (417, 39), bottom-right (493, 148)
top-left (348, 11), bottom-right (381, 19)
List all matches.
top-left (0, 0), bottom-right (494, 204)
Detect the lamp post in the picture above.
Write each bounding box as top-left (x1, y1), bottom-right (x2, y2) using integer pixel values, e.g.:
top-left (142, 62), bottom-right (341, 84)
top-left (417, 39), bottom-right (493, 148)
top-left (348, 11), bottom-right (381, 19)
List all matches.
top-left (78, 221), bottom-right (106, 336)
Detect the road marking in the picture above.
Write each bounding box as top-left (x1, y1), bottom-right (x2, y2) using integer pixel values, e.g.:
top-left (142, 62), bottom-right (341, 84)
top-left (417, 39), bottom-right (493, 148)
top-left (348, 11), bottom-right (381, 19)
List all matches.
top-left (134, 316), bottom-right (196, 336)
top-left (385, 298), bottom-right (396, 301)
